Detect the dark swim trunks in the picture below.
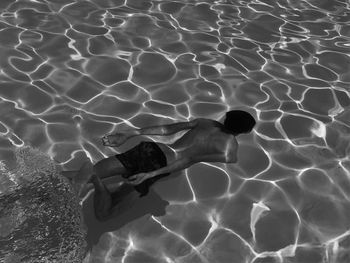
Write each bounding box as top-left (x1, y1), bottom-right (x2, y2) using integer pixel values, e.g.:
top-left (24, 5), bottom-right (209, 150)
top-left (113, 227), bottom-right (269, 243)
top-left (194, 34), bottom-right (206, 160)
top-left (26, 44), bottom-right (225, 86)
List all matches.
top-left (115, 141), bottom-right (170, 197)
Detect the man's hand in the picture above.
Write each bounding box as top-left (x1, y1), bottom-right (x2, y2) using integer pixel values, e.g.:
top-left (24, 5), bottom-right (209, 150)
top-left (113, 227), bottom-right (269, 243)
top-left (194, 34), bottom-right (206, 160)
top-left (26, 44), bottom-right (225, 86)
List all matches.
top-left (102, 133), bottom-right (130, 147)
top-left (126, 172), bottom-right (152, 185)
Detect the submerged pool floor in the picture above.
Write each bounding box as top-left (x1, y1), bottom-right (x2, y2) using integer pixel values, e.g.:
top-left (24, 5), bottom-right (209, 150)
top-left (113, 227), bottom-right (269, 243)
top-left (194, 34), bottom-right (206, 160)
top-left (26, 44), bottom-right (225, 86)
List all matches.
top-left (0, 0), bottom-right (350, 262)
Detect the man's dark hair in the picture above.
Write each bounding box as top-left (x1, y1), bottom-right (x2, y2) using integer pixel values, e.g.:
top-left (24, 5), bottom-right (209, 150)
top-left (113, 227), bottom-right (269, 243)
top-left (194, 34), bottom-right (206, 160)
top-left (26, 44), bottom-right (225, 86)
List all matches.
top-left (219, 110), bottom-right (256, 136)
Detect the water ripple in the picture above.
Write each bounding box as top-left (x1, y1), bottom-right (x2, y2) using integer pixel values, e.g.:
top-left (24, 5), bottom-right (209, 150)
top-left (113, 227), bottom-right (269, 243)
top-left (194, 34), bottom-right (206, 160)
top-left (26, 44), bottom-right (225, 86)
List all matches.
top-left (0, 0), bottom-right (350, 262)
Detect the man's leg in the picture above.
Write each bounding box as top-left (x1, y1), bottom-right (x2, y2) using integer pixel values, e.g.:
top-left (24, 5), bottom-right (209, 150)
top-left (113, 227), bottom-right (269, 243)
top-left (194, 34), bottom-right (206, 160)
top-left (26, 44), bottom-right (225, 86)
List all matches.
top-left (90, 173), bottom-right (113, 221)
top-left (60, 170), bottom-right (78, 180)
top-left (67, 160), bottom-right (94, 197)
top-left (60, 156), bottom-right (128, 184)
top-left (91, 175), bottom-right (140, 220)
top-left (93, 156), bottom-right (128, 180)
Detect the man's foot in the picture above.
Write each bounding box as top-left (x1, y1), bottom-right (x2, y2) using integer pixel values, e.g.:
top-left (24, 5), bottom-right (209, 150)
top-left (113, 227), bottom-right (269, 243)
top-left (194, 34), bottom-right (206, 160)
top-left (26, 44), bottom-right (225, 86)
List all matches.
top-left (78, 184), bottom-right (94, 199)
top-left (90, 173), bottom-right (103, 188)
top-left (101, 133), bottom-right (128, 147)
top-left (75, 161), bottom-right (94, 184)
top-left (72, 160), bottom-right (94, 197)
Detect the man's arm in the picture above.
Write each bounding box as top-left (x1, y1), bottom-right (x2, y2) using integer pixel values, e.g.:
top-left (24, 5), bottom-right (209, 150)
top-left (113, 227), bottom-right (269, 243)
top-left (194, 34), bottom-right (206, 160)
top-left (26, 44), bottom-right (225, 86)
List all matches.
top-left (127, 157), bottom-right (194, 185)
top-left (103, 119), bottom-right (199, 147)
top-left (224, 136), bottom-right (238, 163)
top-left (127, 150), bottom-right (237, 185)
top-left (121, 119), bottom-right (199, 137)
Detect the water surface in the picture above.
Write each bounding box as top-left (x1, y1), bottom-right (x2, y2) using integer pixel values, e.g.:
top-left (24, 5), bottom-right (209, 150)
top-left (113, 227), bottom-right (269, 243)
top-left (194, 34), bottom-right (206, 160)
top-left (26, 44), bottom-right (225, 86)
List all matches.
top-left (0, 0), bottom-right (350, 262)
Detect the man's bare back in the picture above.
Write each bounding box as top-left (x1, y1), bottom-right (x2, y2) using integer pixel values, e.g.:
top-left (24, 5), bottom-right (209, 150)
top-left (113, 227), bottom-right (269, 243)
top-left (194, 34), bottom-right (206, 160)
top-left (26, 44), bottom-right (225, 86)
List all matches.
top-left (157, 118), bottom-right (238, 165)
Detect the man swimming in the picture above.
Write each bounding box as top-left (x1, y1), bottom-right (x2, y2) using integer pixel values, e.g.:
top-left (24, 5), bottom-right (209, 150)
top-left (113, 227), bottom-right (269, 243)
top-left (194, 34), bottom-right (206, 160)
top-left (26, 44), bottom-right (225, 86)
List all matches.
top-left (63, 110), bottom-right (256, 221)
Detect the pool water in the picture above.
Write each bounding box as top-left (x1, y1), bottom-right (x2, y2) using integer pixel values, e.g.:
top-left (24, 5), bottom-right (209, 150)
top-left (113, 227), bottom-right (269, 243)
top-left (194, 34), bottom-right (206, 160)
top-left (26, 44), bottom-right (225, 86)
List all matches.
top-left (0, 0), bottom-right (350, 262)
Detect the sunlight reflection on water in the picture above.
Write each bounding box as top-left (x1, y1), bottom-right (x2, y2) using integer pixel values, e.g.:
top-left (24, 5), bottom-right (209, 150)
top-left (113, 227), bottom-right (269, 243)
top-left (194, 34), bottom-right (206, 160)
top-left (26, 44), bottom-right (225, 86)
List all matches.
top-left (0, 0), bottom-right (350, 262)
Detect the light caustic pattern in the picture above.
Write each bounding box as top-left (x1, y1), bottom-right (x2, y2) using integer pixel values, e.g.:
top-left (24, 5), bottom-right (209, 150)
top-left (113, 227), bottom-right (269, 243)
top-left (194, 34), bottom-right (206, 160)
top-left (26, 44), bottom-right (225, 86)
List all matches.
top-left (0, 0), bottom-right (350, 262)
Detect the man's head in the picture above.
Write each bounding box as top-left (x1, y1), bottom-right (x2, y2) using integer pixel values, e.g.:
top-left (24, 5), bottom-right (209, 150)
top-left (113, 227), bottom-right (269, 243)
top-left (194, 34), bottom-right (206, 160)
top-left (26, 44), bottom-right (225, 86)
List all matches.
top-left (223, 110), bottom-right (256, 136)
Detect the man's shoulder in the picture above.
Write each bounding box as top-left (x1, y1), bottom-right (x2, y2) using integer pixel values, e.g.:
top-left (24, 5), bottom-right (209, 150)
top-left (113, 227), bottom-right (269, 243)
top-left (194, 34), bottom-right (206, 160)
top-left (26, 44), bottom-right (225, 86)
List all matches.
top-left (226, 136), bottom-right (238, 162)
top-left (231, 135), bottom-right (238, 147)
top-left (193, 118), bottom-right (218, 127)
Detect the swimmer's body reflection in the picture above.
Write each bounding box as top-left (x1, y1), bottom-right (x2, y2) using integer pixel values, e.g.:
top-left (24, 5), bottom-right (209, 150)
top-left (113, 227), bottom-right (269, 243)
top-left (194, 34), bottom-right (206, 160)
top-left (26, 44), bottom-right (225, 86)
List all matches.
top-left (62, 110), bottom-right (256, 221)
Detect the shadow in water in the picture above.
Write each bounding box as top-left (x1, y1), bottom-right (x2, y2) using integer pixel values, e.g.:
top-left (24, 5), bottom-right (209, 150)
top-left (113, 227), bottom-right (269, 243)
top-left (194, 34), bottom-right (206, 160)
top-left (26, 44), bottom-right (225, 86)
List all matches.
top-left (82, 178), bottom-right (169, 251)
